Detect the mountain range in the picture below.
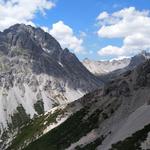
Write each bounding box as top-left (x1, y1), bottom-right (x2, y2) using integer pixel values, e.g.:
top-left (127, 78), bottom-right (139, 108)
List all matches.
top-left (83, 50), bottom-right (150, 76)
top-left (0, 24), bottom-right (102, 149)
top-left (0, 24), bottom-right (150, 150)
top-left (82, 57), bottom-right (130, 75)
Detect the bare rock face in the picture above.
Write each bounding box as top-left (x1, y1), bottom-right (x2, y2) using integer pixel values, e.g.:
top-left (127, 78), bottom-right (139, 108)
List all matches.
top-left (134, 59), bottom-right (150, 87)
top-left (128, 50), bottom-right (150, 69)
top-left (3, 24), bottom-right (61, 58)
top-left (0, 24), bottom-right (102, 141)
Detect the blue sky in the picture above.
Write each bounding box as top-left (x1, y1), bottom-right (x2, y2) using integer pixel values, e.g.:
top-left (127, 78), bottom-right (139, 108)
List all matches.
top-left (1, 0), bottom-right (150, 60)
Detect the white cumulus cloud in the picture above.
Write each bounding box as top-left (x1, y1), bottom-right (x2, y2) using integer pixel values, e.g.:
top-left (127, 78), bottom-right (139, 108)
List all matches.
top-left (97, 11), bottom-right (109, 20)
top-left (49, 21), bottom-right (85, 53)
top-left (98, 45), bottom-right (123, 56)
top-left (0, 0), bottom-right (55, 31)
top-left (97, 7), bottom-right (150, 57)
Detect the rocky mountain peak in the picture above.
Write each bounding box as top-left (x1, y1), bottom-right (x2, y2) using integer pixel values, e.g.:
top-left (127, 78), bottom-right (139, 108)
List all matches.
top-left (140, 50), bottom-right (150, 57)
top-left (0, 24), bottom-right (102, 145)
top-left (4, 24), bottom-right (34, 34)
top-left (1, 24), bottom-right (62, 58)
top-left (128, 51), bottom-right (150, 69)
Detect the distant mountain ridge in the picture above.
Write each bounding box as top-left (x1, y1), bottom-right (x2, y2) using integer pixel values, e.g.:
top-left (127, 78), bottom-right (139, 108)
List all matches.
top-left (82, 57), bottom-right (130, 75)
top-left (82, 50), bottom-right (150, 76)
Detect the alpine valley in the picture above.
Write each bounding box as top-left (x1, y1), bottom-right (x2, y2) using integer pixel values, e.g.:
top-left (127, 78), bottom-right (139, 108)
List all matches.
top-left (0, 24), bottom-right (150, 150)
